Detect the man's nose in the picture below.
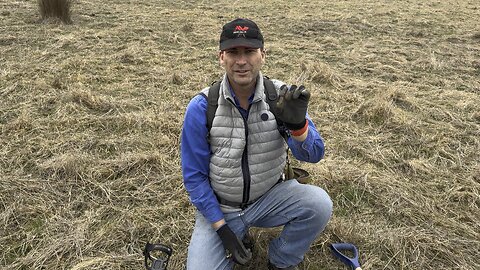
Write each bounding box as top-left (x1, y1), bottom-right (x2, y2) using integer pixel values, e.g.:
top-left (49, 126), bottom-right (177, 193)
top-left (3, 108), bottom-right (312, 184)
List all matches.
top-left (236, 53), bottom-right (247, 64)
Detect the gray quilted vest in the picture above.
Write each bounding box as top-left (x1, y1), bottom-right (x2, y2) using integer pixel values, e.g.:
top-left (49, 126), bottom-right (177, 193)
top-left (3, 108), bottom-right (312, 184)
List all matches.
top-left (200, 74), bottom-right (287, 211)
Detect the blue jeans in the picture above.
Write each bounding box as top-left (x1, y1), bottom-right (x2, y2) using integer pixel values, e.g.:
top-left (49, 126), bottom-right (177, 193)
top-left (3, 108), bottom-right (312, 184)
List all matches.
top-left (186, 179), bottom-right (333, 269)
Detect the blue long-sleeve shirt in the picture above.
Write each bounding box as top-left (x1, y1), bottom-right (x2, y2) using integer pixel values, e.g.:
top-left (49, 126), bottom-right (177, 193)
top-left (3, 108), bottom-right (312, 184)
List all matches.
top-left (180, 91), bottom-right (325, 224)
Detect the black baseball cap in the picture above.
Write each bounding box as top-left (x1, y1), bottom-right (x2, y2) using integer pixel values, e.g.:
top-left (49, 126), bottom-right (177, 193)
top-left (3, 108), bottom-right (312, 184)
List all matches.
top-left (219, 18), bottom-right (264, 51)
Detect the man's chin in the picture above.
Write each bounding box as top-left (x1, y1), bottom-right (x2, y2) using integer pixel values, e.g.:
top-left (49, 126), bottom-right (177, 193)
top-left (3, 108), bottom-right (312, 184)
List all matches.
top-left (233, 74), bottom-right (256, 85)
top-left (230, 79), bottom-right (248, 86)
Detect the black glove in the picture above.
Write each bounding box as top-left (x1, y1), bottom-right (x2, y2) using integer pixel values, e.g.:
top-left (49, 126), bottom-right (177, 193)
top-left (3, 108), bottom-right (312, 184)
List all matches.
top-left (275, 84), bottom-right (310, 130)
top-left (216, 224), bottom-right (252, 265)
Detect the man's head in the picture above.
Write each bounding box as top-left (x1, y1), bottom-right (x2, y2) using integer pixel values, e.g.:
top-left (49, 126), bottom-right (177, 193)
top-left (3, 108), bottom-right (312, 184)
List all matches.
top-left (219, 18), bottom-right (264, 51)
top-left (219, 18), bottom-right (266, 91)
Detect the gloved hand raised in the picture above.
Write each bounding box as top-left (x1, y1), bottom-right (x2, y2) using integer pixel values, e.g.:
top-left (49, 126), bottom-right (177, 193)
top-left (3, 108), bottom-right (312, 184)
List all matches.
top-left (275, 84), bottom-right (310, 130)
top-left (216, 224), bottom-right (252, 265)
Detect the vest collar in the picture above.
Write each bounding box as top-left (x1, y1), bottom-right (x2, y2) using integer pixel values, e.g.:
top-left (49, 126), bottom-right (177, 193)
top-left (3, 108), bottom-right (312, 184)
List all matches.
top-left (221, 72), bottom-right (265, 104)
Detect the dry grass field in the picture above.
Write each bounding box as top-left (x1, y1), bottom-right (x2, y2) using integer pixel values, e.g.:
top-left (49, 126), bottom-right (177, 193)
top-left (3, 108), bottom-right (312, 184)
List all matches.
top-left (1, 0), bottom-right (479, 269)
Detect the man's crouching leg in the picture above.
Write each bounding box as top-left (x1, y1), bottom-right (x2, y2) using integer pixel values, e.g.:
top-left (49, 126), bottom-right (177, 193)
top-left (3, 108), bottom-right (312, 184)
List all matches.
top-left (187, 211), bottom-right (235, 270)
top-left (249, 179), bottom-right (333, 269)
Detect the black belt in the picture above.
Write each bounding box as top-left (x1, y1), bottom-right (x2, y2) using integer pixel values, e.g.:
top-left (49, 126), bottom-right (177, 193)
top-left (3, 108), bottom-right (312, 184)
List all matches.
top-left (216, 195), bottom-right (254, 210)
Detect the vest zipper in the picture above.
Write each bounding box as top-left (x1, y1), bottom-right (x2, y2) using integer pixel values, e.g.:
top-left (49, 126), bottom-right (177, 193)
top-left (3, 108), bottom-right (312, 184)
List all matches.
top-left (241, 116), bottom-right (251, 208)
top-left (227, 98), bottom-right (251, 208)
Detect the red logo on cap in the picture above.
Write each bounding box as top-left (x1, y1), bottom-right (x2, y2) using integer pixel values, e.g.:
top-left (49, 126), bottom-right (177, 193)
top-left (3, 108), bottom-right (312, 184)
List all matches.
top-left (235, 26), bottom-right (249, 31)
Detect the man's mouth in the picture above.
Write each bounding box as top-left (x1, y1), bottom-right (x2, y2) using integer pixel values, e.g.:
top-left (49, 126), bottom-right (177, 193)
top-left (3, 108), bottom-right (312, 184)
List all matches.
top-left (235, 70), bottom-right (249, 75)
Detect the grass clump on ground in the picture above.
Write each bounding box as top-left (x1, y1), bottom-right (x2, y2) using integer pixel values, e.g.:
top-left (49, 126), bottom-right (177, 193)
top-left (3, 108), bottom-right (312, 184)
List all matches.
top-left (38, 0), bottom-right (72, 24)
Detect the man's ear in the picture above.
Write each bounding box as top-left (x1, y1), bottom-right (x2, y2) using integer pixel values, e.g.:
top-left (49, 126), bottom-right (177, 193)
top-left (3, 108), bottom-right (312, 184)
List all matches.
top-left (261, 49), bottom-right (266, 64)
top-left (218, 51), bottom-right (225, 67)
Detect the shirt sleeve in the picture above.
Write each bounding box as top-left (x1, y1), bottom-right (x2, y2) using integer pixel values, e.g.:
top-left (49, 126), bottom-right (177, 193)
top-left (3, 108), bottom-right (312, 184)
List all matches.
top-left (180, 94), bottom-right (224, 224)
top-left (287, 113), bottom-right (325, 163)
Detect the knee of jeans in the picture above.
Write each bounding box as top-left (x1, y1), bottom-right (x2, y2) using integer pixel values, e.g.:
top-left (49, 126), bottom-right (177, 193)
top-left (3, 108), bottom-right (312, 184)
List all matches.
top-left (303, 187), bottom-right (333, 223)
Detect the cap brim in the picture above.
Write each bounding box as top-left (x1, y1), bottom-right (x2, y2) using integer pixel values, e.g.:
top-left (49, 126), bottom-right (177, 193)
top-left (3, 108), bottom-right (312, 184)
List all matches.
top-left (220, 38), bottom-right (263, 50)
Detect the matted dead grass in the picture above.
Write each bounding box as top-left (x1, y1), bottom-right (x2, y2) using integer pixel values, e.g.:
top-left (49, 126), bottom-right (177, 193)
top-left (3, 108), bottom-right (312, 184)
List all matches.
top-left (1, 0), bottom-right (479, 269)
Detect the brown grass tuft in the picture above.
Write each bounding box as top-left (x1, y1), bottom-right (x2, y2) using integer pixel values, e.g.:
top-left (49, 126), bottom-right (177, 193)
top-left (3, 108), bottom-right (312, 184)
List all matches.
top-left (64, 89), bottom-right (114, 113)
top-left (472, 31), bottom-right (480, 40)
top-left (38, 0), bottom-right (72, 24)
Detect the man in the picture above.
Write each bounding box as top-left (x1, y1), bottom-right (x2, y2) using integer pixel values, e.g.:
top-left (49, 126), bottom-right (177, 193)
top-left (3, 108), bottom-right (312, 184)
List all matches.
top-left (181, 18), bottom-right (332, 270)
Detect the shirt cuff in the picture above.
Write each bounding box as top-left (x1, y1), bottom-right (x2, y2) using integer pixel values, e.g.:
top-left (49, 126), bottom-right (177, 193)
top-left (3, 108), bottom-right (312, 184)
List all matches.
top-left (300, 127), bottom-right (315, 151)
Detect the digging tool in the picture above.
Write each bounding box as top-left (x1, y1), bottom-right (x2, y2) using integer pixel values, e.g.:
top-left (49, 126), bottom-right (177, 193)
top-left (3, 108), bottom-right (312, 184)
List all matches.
top-left (330, 243), bottom-right (362, 270)
top-left (143, 242), bottom-right (173, 270)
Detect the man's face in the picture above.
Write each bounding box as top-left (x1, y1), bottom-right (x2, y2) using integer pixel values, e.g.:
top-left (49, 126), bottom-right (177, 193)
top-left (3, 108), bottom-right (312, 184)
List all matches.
top-left (219, 47), bottom-right (266, 90)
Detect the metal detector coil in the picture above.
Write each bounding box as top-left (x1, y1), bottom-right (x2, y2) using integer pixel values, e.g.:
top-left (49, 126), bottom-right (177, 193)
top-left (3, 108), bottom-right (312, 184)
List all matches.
top-left (143, 242), bottom-right (173, 270)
